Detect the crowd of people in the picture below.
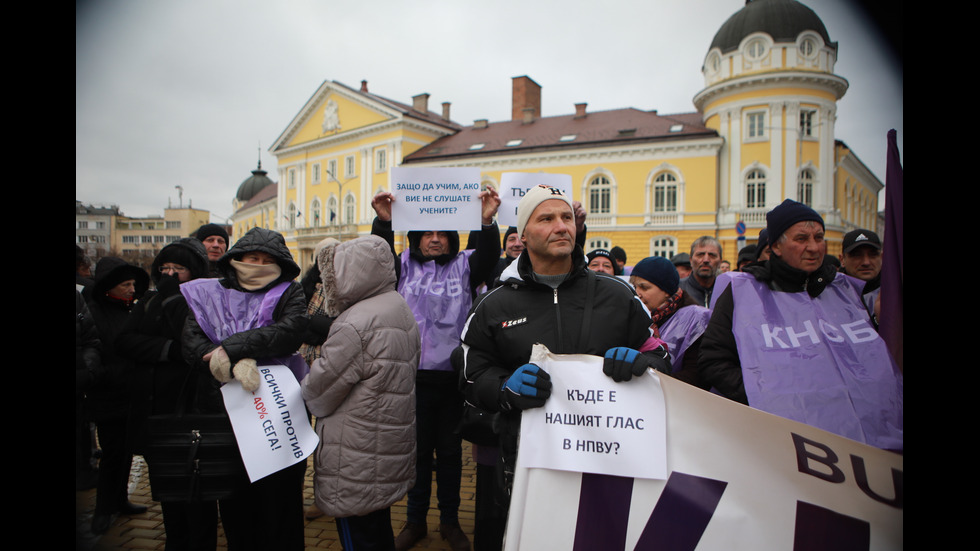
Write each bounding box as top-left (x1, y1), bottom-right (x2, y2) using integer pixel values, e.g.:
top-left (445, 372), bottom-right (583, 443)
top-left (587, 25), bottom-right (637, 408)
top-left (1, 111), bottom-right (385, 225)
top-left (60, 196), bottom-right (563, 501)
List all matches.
top-left (76, 188), bottom-right (901, 551)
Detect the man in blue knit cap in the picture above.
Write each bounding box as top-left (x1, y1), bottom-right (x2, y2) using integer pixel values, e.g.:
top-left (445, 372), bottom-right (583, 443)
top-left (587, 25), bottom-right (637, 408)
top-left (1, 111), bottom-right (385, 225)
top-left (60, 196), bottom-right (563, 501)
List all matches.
top-left (699, 199), bottom-right (903, 451)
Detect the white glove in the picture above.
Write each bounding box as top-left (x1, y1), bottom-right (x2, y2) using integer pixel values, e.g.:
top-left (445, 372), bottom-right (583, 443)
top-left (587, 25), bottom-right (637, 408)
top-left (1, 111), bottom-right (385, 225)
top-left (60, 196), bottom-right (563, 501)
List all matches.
top-left (208, 347), bottom-right (232, 383)
top-left (233, 358), bottom-right (260, 393)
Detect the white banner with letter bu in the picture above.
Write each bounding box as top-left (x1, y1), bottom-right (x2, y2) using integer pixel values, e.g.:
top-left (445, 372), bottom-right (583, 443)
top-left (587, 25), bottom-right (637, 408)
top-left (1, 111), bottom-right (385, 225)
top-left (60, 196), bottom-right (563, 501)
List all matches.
top-left (506, 347), bottom-right (903, 551)
top-left (221, 362), bottom-right (319, 482)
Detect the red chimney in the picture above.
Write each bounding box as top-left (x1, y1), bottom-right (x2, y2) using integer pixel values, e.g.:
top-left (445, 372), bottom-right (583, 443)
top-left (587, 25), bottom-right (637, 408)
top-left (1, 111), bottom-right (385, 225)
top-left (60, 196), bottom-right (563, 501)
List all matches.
top-left (360, 80), bottom-right (368, 92)
top-left (512, 76), bottom-right (541, 122)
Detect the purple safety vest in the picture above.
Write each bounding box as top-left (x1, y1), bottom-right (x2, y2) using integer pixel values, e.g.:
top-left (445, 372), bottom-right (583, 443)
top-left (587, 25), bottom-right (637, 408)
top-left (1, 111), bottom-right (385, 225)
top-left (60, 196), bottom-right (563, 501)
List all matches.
top-left (399, 250), bottom-right (474, 372)
top-left (728, 272), bottom-right (903, 450)
top-left (181, 279), bottom-right (309, 382)
top-left (659, 305), bottom-right (711, 371)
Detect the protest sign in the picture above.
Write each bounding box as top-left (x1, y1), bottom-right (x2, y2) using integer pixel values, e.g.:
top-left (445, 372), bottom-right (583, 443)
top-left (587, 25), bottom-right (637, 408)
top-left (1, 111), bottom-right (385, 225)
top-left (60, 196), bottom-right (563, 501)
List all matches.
top-left (389, 166), bottom-right (483, 231)
top-left (498, 172), bottom-right (573, 227)
top-left (506, 350), bottom-right (903, 550)
top-left (519, 345), bottom-right (667, 480)
top-left (221, 362), bottom-right (319, 482)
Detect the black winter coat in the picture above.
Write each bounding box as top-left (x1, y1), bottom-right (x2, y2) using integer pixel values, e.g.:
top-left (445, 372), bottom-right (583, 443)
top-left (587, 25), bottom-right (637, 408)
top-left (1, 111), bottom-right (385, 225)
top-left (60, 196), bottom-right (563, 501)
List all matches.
top-left (459, 246), bottom-right (653, 413)
top-left (182, 227), bottom-right (307, 370)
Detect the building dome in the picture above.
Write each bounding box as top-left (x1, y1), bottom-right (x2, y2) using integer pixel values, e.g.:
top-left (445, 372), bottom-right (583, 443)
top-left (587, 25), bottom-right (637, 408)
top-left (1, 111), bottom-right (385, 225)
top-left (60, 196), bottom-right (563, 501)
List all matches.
top-left (236, 160), bottom-right (275, 202)
top-left (709, 0), bottom-right (833, 53)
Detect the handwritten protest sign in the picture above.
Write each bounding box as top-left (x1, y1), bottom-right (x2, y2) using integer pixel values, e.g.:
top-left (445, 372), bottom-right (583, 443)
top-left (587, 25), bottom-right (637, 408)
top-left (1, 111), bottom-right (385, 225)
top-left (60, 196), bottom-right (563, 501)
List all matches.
top-left (519, 344), bottom-right (667, 480)
top-left (499, 173), bottom-right (573, 227)
top-left (221, 362), bottom-right (319, 482)
top-left (390, 166), bottom-right (483, 231)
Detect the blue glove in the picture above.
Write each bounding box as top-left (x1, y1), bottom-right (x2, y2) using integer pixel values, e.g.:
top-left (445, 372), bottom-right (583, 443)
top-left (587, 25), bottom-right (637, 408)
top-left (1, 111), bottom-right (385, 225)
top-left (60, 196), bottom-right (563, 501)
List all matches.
top-left (603, 347), bottom-right (669, 382)
top-left (500, 363), bottom-right (552, 411)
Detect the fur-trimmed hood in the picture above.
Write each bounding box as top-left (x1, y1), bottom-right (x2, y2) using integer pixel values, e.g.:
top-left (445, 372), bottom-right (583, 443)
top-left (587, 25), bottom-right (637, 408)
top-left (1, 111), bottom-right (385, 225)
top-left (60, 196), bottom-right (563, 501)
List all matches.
top-left (318, 235), bottom-right (397, 317)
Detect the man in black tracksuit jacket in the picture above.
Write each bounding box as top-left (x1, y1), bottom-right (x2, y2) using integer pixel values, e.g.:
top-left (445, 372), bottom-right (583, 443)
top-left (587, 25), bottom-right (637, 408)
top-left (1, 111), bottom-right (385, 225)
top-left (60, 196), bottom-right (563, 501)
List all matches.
top-left (458, 185), bottom-right (665, 523)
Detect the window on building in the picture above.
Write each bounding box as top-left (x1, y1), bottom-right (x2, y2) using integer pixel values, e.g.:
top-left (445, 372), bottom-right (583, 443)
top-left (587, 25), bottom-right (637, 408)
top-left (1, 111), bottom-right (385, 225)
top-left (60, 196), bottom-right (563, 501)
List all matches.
top-left (141, 235), bottom-right (152, 243)
top-left (344, 195), bottom-right (356, 224)
top-left (166, 220), bottom-right (181, 229)
top-left (288, 203), bottom-right (297, 229)
top-left (122, 235), bottom-right (137, 244)
top-left (747, 111), bottom-right (766, 139)
top-left (746, 170), bottom-right (766, 208)
top-left (313, 163), bottom-right (321, 184)
top-left (653, 173), bottom-right (678, 212)
top-left (96, 221), bottom-right (106, 229)
top-left (77, 221), bottom-right (88, 229)
top-left (77, 235), bottom-right (88, 243)
top-left (376, 149), bottom-right (387, 173)
top-left (311, 197), bottom-right (321, 227)
top-left (798, 169), bottom-right (814, 207)
top-left (651, 237), bottom-right (676, 259)
top-left (345, 155), bottom-right (355, 177)
top-left (588, 238), bottom-right (611, 251)
top-left (328, 196), bottom-right (338, 224)
top-left (745, 37), bottom-right (768, 60)
top-left (327, 160), bottom-right (337, 180)
top-left (288, 168), bottom-right (296, 189)
top-left (92, 235), bottom-right (106, 243)
top-left (588, 175), bottom-right (611, 214)
top-left (799, 109), bottom-right (817, 138)
top-left (154, 235), bottom-right (165, 243)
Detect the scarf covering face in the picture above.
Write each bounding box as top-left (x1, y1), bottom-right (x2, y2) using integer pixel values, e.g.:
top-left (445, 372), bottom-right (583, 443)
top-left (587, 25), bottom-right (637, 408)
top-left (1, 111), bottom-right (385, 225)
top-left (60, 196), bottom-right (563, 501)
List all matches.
top-left (231, 259), bottom-right (281, 291)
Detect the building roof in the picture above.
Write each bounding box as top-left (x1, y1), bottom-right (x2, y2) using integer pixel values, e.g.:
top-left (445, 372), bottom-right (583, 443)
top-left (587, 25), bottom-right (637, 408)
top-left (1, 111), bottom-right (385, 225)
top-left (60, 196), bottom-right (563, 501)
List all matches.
top-left (709, 0), bottom-right (833, 53)
top-left (236, 181), bottom-right (277, 213)
top-left (331, 80), bottom-right (462, 132)
top-left (403, 108), bottom-right (716, 163)
top-left (236, 161), bottom-right (276, 202)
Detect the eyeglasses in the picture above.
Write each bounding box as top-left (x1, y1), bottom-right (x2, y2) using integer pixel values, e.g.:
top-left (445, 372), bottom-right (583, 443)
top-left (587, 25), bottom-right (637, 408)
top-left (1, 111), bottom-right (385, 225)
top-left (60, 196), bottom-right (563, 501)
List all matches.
top-left (159, 264), bottom-right (188, 274)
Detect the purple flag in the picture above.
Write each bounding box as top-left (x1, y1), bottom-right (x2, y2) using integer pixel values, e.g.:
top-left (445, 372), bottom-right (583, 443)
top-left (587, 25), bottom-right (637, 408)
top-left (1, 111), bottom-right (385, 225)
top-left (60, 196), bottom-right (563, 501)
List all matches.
top-left (880, 130), bottom-right (903, 373)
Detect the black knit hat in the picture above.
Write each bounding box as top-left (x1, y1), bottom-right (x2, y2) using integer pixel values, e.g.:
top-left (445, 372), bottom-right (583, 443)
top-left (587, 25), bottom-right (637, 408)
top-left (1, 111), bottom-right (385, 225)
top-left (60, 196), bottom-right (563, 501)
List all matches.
top-left (587, 248), bottom-right (614, 264)
top-left (195, 223), bottom-right (229, 245)
top-left (631, 256), bottom-right (679, 295)
top-left (766, 199), bottom-right (824, 242)
top-left (503, 226), bottom-right (518, 242)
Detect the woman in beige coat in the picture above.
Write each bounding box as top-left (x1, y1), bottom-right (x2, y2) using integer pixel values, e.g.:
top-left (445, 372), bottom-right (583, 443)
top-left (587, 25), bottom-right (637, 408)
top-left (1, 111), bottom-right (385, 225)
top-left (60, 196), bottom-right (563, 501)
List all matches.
top-left (301, 235), bottom-right (421, 551)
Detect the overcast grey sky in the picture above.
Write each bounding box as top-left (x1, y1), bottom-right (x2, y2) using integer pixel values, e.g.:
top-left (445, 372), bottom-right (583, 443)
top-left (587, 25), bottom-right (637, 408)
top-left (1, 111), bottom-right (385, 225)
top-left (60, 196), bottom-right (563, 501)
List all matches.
top-left (76, 0), bottom-right (902, 222)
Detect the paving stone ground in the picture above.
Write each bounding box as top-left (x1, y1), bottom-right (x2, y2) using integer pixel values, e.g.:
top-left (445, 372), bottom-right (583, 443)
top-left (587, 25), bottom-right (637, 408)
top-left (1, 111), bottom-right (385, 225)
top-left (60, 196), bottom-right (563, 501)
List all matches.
top-left (76, 441), bottom-right (479, 550)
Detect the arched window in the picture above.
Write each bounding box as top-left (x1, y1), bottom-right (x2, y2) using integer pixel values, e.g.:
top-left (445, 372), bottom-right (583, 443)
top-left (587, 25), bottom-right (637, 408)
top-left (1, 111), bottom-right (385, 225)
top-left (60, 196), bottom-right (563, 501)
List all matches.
top-left (650, 236), bottom-right (676, 259)
top-left (588, 175), bottom-right (611, 214)
top-left (344, 194), bottom-right (356, 225)
top-left (587, 237), bottom-right (611, 251)
top-left (746, 170), bottom-right (766, 209)
top-left (327, 196), bottom-right (338, 225)
top-left (653, 173), bottom-right (678, 212)
top-left (798, 169), bottom-right (814, 207)
top-left (311, 197), bottom-right (322, 227)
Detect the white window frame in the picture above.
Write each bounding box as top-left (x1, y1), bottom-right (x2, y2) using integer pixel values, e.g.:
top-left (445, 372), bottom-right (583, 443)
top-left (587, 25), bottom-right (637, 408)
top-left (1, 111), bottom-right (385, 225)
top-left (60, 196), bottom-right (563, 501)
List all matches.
top-left (745, 109), bottom-right (767, 141)
top-left (650, 236), bottom-right (676, 259)
top-left (653, 172), bottom-right (678, 213)
top-left (312, 163), bottom-right (321, 184)
top-left (345, 155), bottom-right (355, 178)
top-left (327, 160), bottom-right (337, 180)
top-left (375, 149), bottom-right (387, 173)
top-left (746, 169), bottom-right (766, 209)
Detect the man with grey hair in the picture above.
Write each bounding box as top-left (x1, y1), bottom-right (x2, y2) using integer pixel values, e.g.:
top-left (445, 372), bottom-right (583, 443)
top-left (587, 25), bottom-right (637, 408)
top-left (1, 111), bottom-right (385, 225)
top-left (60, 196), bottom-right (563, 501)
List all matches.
top-left (679, 235), bottom-right (722, 307)
top-left (699, 199), bottom-right (902, 451)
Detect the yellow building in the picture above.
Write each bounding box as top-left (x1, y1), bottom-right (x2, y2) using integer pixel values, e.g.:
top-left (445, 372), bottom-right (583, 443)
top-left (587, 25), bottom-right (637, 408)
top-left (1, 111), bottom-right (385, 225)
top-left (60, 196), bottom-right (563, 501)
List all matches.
top-left (113, 207), bottom-right (211, 269)
top-left (251, 0), bottom-right (883, 268)
top-left (259, 79), bottom-right (460, 273)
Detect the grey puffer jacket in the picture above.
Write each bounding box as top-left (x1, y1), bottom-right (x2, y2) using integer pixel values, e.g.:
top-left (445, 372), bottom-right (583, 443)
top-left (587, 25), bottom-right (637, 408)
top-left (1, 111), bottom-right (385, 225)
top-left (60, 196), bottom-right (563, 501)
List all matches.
top-left (301, 235), bottom-right (420, 518)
